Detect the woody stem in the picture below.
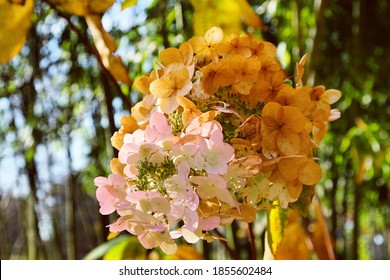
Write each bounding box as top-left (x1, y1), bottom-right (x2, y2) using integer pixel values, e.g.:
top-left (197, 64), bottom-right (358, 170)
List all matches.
top-left (247, 222), bottom-right (257, 260)
top-left (213, 228), bottom-right (240, 260)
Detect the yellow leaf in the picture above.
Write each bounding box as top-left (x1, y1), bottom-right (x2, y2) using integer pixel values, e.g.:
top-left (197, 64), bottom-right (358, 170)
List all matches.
top-left (190, 0), bottom-right (261, 36)
top-left (53, 0), bottom-right (115, 16)
top-left (106, 54), bottom-right (132, 85)
top-left (191, 0), bottom-right (242, 36)
top-left (86, 15), bottom-right (132, 84)
top-left (86, 14), bottom-right (116, 52)
top-left (236, 0), bottom-right (261, 28)
top-left (107, 231), bottom-right (120, 240)
top-left (9, 0), bottom-right (26, 5)
top-left (121, 0), bottom-right (138, 11)
top-left (267, 202), bottom-right (289, 256)
top-left (88, 0), bottom-right (114, 14)
top-left (103, 236), bottom-right (147, 260)
top-left (167, 245), bottom-right (204, 260)
top-left (0, 0), bottom-right (33, 64)
top-left (275, 211), bottom-right (311, 260)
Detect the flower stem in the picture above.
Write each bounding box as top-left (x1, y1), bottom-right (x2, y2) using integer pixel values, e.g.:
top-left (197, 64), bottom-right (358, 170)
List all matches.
top-left (247, 223), bottom-right (257, 260)
top-left (213, 228), bottom-right (240, 260)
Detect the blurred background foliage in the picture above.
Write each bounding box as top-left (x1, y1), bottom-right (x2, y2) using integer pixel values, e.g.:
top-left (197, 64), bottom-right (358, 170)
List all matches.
top-left (0, 0), bottom-right (389, 260)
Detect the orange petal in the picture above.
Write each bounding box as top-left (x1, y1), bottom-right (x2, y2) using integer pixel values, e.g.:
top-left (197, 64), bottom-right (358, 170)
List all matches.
top-left (313, 122), bottom-right (328, 143)
top-left (248, 80), bottom-right (271, 104)
top-left (262, 102), bottom-right (281, 121)
top-left (261, 130), bottom-right (279, 158)
top-left (281, 106), bottom-right (306, 134)
top-left (204, 26), bottom-right (224, 45)
top-left (201, 62), bottom-right (235, 94)
top-left (134, 75), bottom-right (152, 94)
top-left (149, 77), bottom-right (175, 98)
top-left (178, 96), bottom-right (202, 126)
top-left (177, 95), bottom-right (197, 110)
top-left (298, 159), bottom-right (322, 185)
top-left (110, 158), bottom-right (126, 177)
top-left (276, 132), bottom-right (301, 155)
top-left (287, 180), bottom-right (303, 200)
top-left (158, 96), bottom-right (178, 114)
top-left (188, 36), bottom-right (207, 57)
top-left (198, 111), bottom-right (218, 123)
top-left (168, 63), bottom-right (191, 88)
top-left (160, 47), bottom-right (182, 66)
top-left (120, 115), bottom-right (139, 133)
top-left (179, 42), bottom-right (194, 65)
top-left (278, 158), bottom-right (301, 180)
top-left (111, 131), bottom-right (124, 150)
top-left (321, 89), bottom-right (342, 105)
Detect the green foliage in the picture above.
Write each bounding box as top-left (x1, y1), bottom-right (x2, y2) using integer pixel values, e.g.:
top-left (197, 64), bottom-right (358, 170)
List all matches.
top-left (83, 235), bottom-right (147, 260)
top-left (121, 0), bottom-right (138, 11)
top-left (290, 186), bottom-right (316, 217)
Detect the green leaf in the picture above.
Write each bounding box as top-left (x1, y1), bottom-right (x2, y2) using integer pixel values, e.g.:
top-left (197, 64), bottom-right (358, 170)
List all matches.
top-left (267, 203), bottom-right (289, 256)
top-left (83, 235), bottom-right (146, 260)
top-left (103, 235), bottom-right (147, 260)
top-left (289, 185), bottom-right (315, 217)
top-left (121, 0), bottom-right (138, 11)
top-left (24, 148), bottom-right (35, 163)
top-left (83, 235), bottom-right (129, 260)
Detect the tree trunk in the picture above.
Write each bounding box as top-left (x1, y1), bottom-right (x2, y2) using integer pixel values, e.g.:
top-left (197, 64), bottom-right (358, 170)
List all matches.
top-left (0, 195), bottom-right (11, 259)
top-left (352, 181), bottom-right (362, 259)
top-left (25, 156), bottom-right (40, 259)
top-left (305, 0), bottom-right (329, 85)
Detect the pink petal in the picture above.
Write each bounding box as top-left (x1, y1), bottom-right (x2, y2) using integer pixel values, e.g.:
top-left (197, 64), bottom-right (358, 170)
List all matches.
top-left (108, 174), bottom-right (126, 186)
top-left (199, 216), bottom-right (220, 230)
top-left (93, 176), bottom-right (110, 188)
top-left (96, 187), bottom-right (116, 215)
top-left (183, 209), bottom-right (199, 231)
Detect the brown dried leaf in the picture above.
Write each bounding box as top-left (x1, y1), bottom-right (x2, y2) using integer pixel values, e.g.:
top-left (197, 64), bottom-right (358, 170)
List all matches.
top-left (275, 212), bottom-right (311, 260)
top-left (310, 198), bottom-right (335, 259)
top-left (86, 15), bottom-right (132, 85)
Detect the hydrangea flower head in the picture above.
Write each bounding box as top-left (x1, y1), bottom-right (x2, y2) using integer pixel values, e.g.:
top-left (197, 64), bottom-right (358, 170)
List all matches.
top-left (94, 26), bottom-right (341, 254)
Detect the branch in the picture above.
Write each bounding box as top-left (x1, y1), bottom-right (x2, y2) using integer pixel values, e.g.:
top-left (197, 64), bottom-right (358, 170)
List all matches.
top-left (247, 223), bottom-right (257, 260)
top-left (43, 0), bottom-right (133, 112)
top-left (213, 228), bottom-right (240, 260)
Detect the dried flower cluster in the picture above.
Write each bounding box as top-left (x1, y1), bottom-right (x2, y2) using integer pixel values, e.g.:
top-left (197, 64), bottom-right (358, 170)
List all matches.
top-left (94, 27), bottom-right (341, 254)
